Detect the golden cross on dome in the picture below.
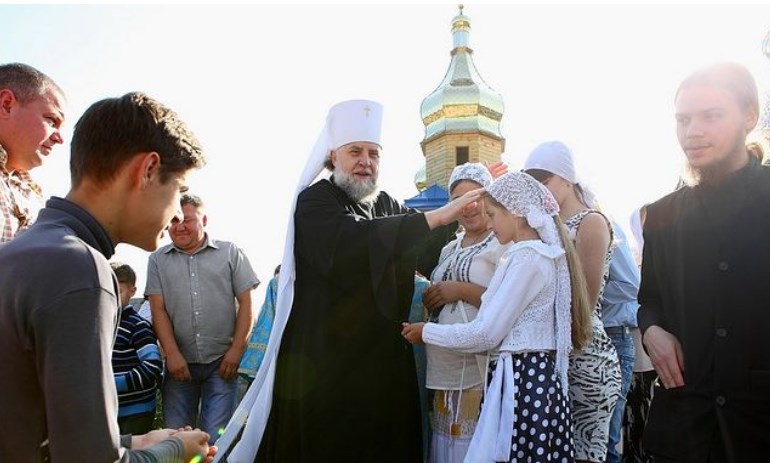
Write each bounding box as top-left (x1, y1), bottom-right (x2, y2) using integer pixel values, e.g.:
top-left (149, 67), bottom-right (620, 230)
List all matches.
top-left (364, 105), bottom-right (371, 117)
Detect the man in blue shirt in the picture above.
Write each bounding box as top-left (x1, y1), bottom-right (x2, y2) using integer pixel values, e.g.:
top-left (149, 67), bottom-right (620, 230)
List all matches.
top-left (601, 223), bottom-right (641, 463)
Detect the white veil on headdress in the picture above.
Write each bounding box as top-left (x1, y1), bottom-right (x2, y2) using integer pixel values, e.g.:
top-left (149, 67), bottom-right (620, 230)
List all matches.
top-left (486, 171), bottom-right (573, 394)
top-left (214, 100), bottom-right (383, 462)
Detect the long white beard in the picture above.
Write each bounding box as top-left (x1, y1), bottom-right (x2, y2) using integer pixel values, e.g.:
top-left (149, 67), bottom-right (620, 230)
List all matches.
top-left (333, 167), bottom-right (380, 205)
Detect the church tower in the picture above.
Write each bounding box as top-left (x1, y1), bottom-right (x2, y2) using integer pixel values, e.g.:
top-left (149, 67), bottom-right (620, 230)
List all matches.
top-left (420, 5), bottom-right (505, 189)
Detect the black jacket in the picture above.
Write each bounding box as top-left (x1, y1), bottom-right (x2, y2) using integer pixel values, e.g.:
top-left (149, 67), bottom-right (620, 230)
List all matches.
top-left (637, 157), bottom-right (770, 462)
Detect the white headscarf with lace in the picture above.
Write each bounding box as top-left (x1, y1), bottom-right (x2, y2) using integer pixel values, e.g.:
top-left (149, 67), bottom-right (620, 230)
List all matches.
top-left (486, 171), bottom-right (573, 393)
top-left (448, 162), bottom-right (493, 190)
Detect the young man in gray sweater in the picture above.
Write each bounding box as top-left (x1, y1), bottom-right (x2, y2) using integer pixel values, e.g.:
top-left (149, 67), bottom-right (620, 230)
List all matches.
top-left (0, 92), bottom-right (215, 463)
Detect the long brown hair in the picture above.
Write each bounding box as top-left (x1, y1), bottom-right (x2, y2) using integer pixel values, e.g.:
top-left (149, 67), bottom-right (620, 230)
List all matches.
top-left (555, 215), bottom-right (593, 349)
top-left (526, 169), bottom-right (596, 347)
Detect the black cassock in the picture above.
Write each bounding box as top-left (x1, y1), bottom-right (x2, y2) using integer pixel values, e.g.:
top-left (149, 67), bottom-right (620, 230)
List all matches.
top-left (256, 178), bottom-right (451, 463)
top-left (638, 157), bottom-right (770, 462)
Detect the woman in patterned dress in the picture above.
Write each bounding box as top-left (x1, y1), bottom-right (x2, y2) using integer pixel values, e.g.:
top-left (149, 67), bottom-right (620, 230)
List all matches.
top-left (403, 171), bottom-right (594, 463)
top-left (421, 162), bottom-right (508, 463)
top-left (525, 141), bottom-right (622, 463)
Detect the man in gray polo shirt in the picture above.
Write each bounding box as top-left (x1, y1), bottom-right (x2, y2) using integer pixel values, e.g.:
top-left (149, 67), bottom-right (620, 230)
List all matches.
top-left (147, 193), bottom-right (259, 444)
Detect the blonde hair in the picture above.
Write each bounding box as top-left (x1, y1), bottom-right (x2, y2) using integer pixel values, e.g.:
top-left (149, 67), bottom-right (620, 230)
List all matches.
top-left (747, 141), bottom-right (766, 163)
top-left (676, 62), bottom-right (758, 116)
top-left (555, 215), bottom-right (593, 349)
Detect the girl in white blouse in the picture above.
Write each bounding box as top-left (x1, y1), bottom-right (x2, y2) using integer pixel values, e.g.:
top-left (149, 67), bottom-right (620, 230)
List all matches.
top-left (403, 171), bottom-right (592, 463)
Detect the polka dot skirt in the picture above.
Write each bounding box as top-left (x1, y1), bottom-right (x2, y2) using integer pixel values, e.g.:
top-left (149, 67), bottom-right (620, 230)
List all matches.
top-left (487, 352), bottom-right (574, 463)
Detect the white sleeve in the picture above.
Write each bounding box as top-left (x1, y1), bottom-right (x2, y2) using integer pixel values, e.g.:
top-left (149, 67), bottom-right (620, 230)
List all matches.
top-left (422, 252), bottom-right (550, 353)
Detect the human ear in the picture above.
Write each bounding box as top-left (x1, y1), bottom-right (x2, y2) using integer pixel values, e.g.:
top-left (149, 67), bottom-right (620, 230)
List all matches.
top-left (0, 89), bottom-right (16, 119)
top-left (745, 107), bottom-right (759, 133)
top-left (142, 152), bottom-right (162, 185)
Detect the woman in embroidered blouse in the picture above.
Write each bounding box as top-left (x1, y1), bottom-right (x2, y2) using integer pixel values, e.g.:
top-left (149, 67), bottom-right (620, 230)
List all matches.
top-left (524, 140), bottom-right (622, 463)
top-left (403, 171), bottom-right (593, 463)
top-left (421, 163), bottom-right (508, 463)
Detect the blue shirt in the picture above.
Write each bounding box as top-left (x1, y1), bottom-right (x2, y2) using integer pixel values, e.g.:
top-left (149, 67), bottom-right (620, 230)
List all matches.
top-left (601, 223), bottom-right (640, 328)
top-left (238, 276), bottom-right (278, 379)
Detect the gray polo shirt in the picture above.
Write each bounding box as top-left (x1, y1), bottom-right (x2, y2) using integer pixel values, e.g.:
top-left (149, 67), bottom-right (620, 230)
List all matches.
top-left (146, 235), bottom-right (259, 364)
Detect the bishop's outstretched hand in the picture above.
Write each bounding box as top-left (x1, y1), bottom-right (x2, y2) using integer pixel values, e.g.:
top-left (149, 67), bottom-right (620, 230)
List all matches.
top-left (424, 187), bottom-right (485, 230)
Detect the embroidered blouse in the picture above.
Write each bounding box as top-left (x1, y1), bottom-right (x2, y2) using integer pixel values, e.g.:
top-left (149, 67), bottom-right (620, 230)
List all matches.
top-left (426, 231), bottom-right (507, 390)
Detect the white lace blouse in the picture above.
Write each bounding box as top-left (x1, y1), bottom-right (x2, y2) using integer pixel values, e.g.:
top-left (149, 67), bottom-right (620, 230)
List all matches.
top-left (423, 240), bottom-right (567, 360)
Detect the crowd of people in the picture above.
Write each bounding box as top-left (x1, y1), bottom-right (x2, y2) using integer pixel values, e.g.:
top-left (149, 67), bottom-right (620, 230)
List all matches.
top-left (0, 58), bottom-right (768, 463)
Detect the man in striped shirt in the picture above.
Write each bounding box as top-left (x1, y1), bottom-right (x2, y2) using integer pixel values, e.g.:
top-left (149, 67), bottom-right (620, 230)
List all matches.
top-left (111, 262), bottom-right (164, 435)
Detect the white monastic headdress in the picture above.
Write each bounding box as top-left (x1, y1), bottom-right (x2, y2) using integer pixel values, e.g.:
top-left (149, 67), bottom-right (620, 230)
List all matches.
top-left (486, 171), bottom-right (573, 395)
top-left (215, 99), bottom-right (384, 463)
top-left (448, 162), bottom-right (493, 191)
top-left (523, 140), bottom-right (597, 209)
top-left (327, 99), bottom-right (383, 150)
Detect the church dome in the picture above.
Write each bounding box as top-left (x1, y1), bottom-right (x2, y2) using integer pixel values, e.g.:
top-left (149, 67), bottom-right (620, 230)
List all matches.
top-left (414, 165), bottom-right (427, 192)
top-left (420, 5), bottom-right (505, 143)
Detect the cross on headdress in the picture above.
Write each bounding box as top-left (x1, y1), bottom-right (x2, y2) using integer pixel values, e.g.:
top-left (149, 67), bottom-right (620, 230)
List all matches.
top-left (326, 100), bottom-right (383, 150)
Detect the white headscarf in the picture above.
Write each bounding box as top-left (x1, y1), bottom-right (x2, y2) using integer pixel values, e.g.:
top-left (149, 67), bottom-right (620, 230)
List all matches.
top-left (523, 140), bottom-right (597, 209)
top-left (487, 171), bottom-right (560, 246)
top-left (215, 100), bottom-right (384, 462)
top-left (448, 162), bottom-right (493, 191)
top-left (486, 171), bottom-right (572, 394)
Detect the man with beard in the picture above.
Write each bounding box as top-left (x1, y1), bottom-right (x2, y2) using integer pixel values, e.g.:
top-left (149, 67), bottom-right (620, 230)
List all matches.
top-left (221, 100), bottom-right (483, 463)
top-left (638, 62), bottom-right (770, 462)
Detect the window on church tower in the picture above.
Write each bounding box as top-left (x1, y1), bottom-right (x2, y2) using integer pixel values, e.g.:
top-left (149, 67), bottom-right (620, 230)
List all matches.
top-left (456, 146), bottom-right (469, 165)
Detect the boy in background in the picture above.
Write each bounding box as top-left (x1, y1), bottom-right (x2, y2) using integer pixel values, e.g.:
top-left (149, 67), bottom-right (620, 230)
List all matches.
top-left (112, 262), bottom-right (163, 435)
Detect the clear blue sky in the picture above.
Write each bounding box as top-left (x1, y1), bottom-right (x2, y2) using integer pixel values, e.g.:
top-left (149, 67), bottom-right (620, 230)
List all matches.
top-left (3, 3), bottom-right (770, 303)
